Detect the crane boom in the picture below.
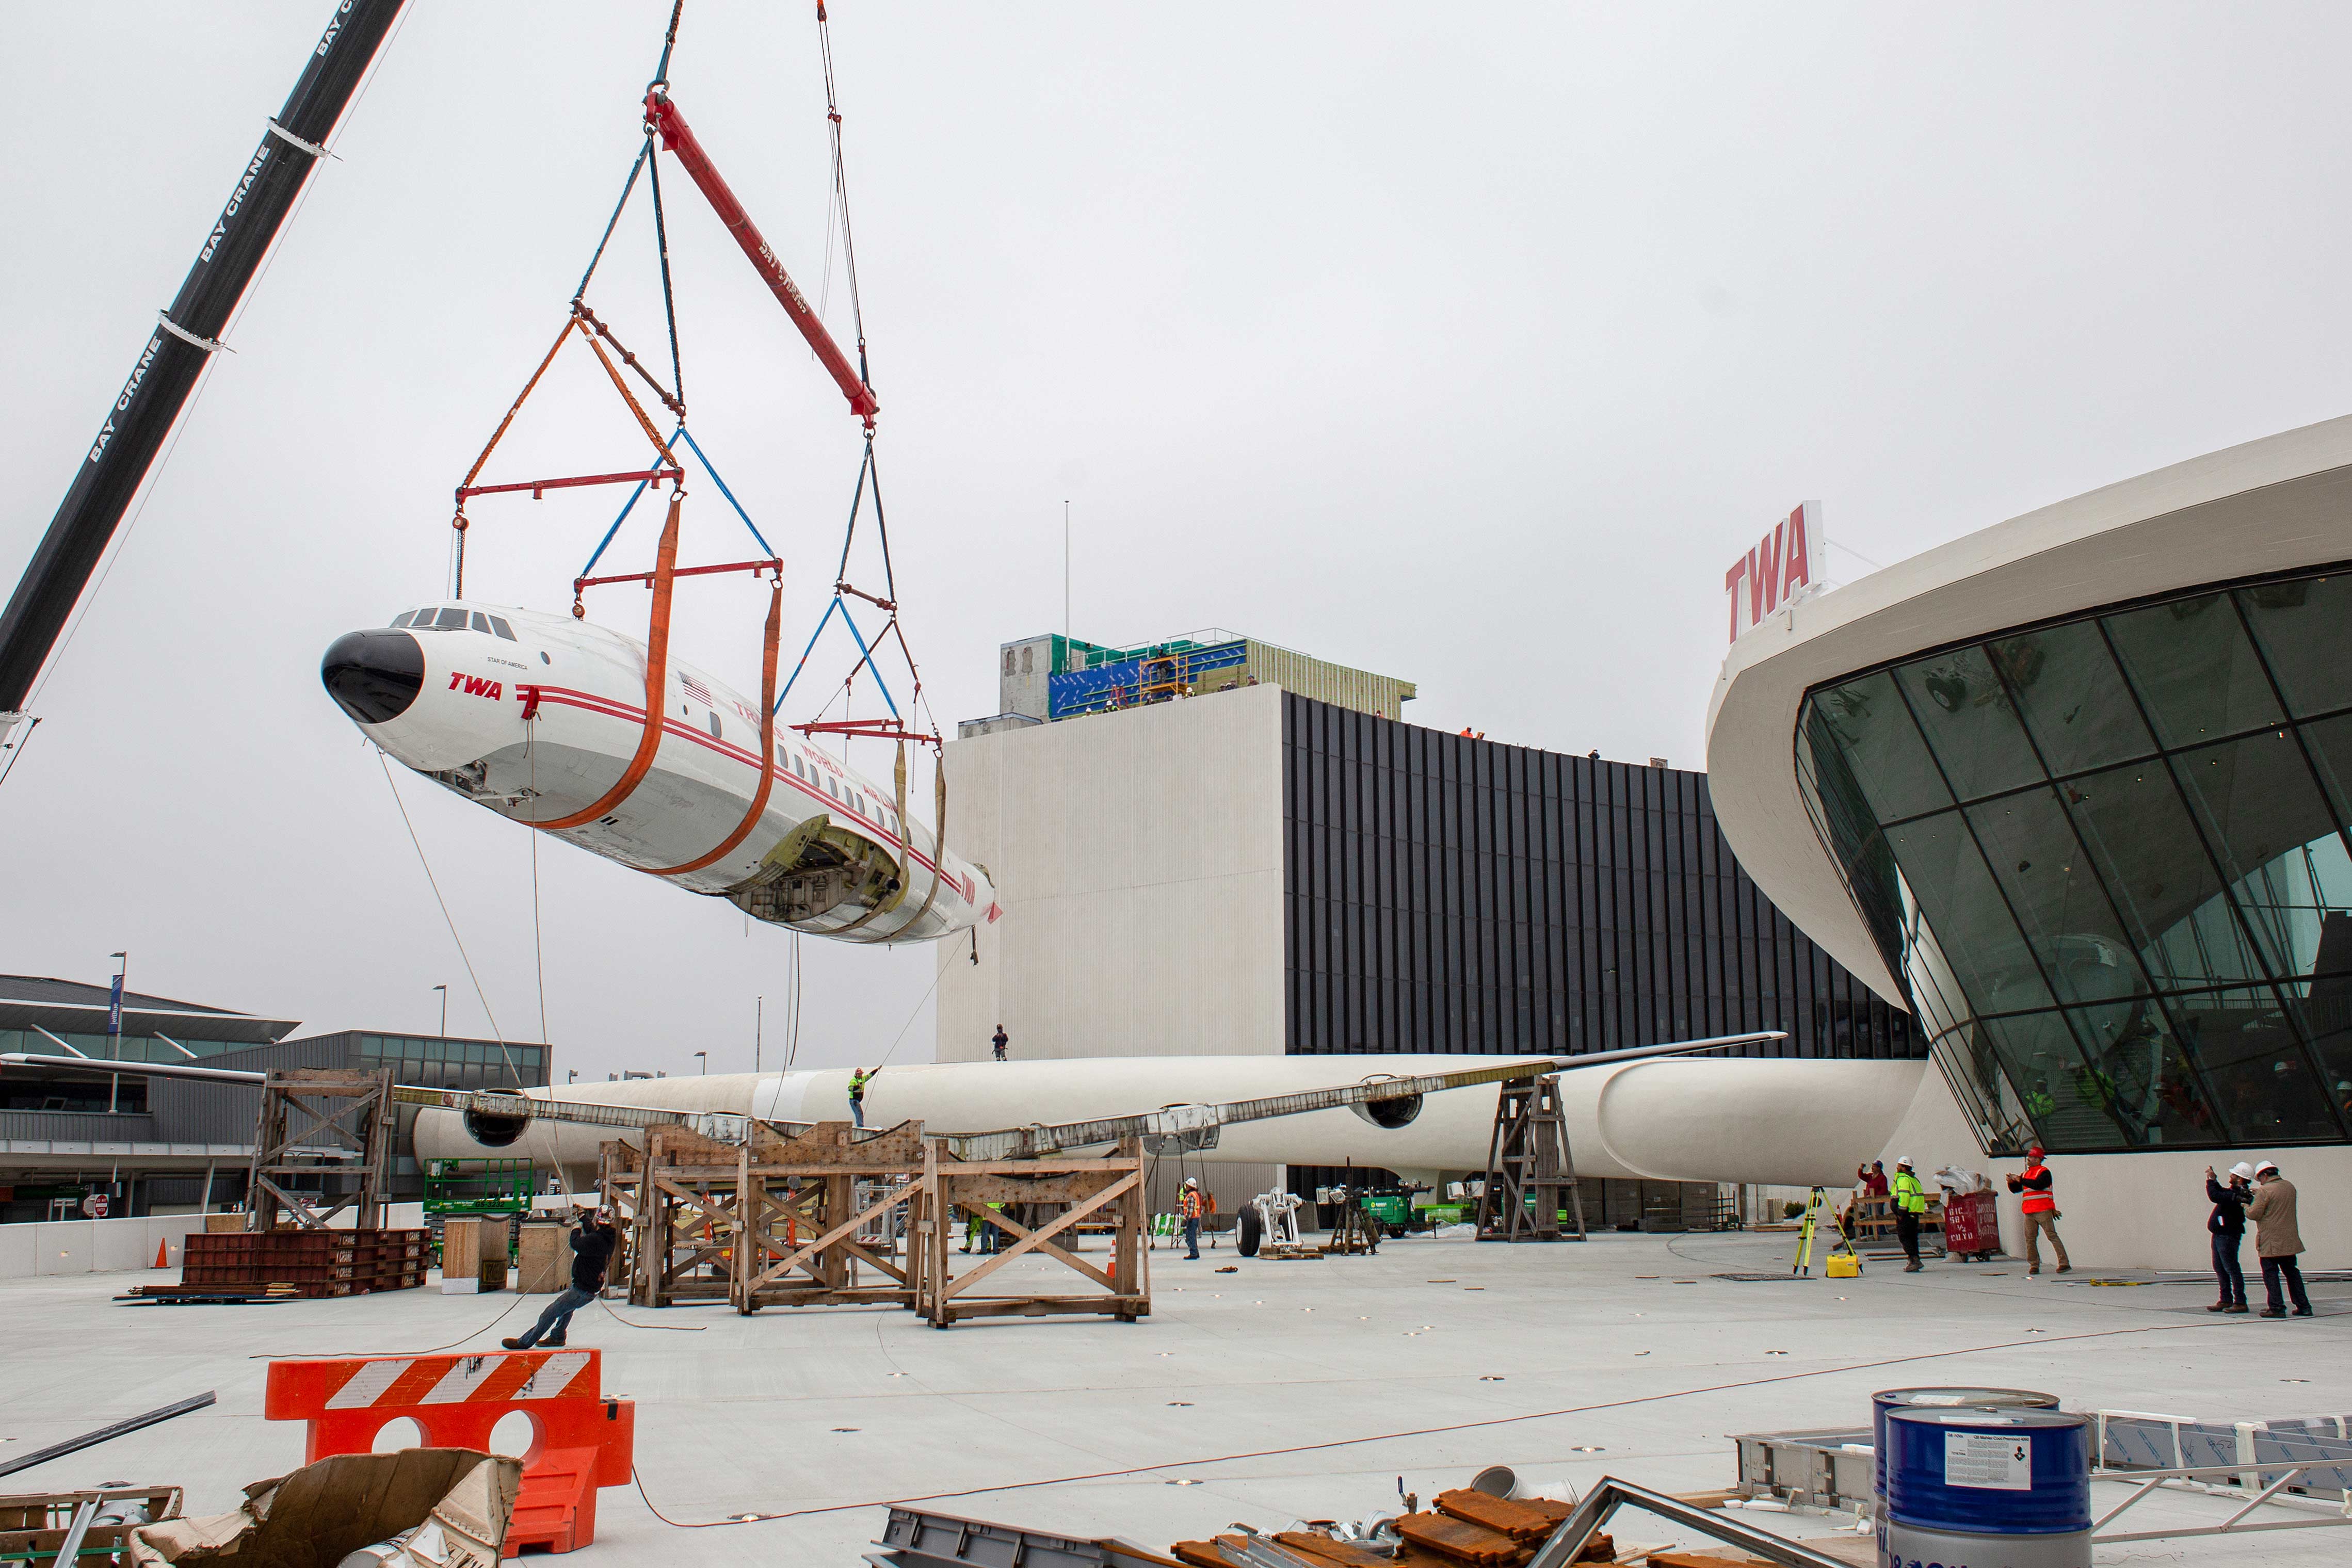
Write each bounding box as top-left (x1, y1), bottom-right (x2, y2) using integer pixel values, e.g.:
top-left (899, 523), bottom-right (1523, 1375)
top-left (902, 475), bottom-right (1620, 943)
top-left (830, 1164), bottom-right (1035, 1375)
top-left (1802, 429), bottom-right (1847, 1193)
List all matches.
top-left (0, 0), bottom-right (409, 740)
top-left (642, 89), bottom-right (881, 426)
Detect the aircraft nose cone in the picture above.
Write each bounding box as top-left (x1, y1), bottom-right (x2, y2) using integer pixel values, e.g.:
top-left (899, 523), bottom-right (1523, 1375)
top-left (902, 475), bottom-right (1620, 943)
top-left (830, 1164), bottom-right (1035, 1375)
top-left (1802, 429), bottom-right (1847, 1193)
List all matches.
top-left (321, 629), bottom-right (425, 724)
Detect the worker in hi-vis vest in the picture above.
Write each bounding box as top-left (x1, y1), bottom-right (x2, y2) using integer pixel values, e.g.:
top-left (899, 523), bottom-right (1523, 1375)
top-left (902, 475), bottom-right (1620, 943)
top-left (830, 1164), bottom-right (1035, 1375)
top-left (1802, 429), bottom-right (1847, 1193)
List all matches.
top-left (2007, 1145), bottom-right (2071, 1274)
top-left (1179, 1177), bottom-right (1206, 1259)
top-left (1891, 1157), bottom-right (1929, 1272)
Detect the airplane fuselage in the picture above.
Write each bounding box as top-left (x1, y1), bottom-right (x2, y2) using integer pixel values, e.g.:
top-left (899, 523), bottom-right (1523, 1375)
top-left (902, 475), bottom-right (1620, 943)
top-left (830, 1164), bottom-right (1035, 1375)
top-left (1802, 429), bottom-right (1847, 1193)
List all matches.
top-left (323, 601), bottom-right (995, 943)
top-left (411, 1053), bottom-right (1930, 1190)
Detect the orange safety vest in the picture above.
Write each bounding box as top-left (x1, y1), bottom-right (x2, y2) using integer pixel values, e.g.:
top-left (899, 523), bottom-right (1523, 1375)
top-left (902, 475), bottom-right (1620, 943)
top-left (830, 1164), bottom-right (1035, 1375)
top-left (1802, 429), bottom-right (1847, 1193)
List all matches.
top-left (1179, 1189), bottom-right (1205, 1220)
top-left (2019, 1160), bottom-right (2057, 1214)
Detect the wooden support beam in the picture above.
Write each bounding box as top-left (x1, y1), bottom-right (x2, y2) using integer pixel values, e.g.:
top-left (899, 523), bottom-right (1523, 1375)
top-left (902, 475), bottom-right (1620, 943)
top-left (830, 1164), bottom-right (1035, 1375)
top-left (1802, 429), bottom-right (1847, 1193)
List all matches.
top-left (949, 1199), bottom-right (1118, 1292)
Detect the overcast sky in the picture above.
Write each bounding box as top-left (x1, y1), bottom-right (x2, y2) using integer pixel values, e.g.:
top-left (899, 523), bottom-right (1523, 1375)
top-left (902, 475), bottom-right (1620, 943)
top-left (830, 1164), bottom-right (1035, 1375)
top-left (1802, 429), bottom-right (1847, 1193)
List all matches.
top-left (4, 4), bottom-right (2349, 1079)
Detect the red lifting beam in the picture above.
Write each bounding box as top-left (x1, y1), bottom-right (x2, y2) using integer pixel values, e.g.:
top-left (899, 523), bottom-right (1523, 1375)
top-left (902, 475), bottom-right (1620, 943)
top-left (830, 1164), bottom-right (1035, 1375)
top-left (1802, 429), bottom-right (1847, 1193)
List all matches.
top-left (575, 556), bottom-right (783, 593)
top-left (644, 89), bottom-right (880, 427)
top-left (458, 466), bottom-right (683, 504)
top-left (792, 717), bottom-right (940, 747)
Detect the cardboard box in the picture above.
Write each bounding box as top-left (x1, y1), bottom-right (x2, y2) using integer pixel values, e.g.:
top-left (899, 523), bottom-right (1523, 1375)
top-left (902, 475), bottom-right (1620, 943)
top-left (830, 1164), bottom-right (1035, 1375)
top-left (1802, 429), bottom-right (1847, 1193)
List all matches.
top-left (128, 1449), bottom-right (519, 1566)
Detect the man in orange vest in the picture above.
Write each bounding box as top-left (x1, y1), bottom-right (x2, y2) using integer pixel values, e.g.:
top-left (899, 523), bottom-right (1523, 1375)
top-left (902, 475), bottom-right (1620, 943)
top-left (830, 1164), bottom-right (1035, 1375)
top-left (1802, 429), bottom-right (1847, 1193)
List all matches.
top-left (2007, 1145), bottom-right (2071, 1275)
top-left (1179, 1177), bottom-right (1207, 1259)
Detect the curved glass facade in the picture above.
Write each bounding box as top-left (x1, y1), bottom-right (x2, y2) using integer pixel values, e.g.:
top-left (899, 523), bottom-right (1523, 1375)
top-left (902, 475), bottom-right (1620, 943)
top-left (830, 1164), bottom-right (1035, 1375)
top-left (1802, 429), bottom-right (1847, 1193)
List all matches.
top-left (1797, 568), bottom-right (2352, 1154)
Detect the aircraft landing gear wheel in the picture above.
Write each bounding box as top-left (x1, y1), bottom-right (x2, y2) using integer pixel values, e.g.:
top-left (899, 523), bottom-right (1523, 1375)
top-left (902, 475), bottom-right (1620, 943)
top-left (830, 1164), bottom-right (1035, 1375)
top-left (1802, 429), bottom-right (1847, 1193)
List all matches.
top-left (1237, 1207), bottom-right (1262, 1257)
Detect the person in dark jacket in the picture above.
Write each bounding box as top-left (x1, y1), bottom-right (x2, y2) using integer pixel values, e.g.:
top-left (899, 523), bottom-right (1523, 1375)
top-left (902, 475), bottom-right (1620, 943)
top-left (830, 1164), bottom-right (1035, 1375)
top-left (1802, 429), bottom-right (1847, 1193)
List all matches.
top-left (2204, 1161), bottom-right (2252, 1313)
top-left (504, 1209), bottom-right (619, 1350)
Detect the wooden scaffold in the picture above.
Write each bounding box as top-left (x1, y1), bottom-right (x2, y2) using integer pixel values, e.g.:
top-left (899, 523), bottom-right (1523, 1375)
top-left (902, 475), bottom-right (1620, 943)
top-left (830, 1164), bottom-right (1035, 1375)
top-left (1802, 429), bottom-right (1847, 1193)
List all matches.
top-left (246, 1068), bottom-right (395, 1231)
top-left (599, 1119), bottom-right (1150, 1328)
top-left (1474, 1071), bottom-right (1587, 1243)
top-left (913, 1132), bottom-right (1149, 1328)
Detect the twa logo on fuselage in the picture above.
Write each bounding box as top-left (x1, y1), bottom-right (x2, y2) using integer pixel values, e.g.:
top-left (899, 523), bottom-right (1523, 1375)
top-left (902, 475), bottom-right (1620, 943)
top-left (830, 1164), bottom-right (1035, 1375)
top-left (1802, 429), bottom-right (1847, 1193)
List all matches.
top-left (446, 673), bottom-right (503, 701)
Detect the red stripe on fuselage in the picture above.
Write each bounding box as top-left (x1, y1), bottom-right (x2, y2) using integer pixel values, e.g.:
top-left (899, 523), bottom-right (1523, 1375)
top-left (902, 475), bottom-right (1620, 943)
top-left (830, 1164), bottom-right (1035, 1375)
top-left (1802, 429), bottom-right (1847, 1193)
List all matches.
top-left (522, 684), bottom-right (965, 895)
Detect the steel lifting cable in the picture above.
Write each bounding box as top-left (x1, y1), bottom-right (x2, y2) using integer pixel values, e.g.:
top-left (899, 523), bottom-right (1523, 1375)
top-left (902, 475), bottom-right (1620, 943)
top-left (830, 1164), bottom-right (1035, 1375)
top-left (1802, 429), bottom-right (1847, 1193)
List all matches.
top-left (463, 62), bottom-right (704, 832)
top-left (793, 0), bottom-right (943, 761)
top-left (572, 138), bottom-right (653, 306)
top-left (816, 0), bottom-right (870, 381)
top-left (645, 135), bottom-right (687, 414)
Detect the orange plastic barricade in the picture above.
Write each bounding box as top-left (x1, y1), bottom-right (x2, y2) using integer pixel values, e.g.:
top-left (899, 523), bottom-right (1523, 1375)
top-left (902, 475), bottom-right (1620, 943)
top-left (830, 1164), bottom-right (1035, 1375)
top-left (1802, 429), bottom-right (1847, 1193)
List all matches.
top-left (265, 1349), bottom-right (634, 1556)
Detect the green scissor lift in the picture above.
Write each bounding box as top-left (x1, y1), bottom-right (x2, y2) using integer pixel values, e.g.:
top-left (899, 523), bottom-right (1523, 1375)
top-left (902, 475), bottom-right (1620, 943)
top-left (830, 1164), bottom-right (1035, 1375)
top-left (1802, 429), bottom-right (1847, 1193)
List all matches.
top-left (423, 1158), bottom-right (534, 1265)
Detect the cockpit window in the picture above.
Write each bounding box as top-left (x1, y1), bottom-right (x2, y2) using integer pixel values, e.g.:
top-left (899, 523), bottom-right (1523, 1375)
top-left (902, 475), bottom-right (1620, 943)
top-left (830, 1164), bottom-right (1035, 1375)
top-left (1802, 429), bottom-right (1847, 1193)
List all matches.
top-left (390, 611), bottom-right (415, 628)
top-left (434, 607), bottom-right (470, 630)
top-left (488, 616), bottom-right (517, 641)
top-left (470, 611), bottom-right (492, 634)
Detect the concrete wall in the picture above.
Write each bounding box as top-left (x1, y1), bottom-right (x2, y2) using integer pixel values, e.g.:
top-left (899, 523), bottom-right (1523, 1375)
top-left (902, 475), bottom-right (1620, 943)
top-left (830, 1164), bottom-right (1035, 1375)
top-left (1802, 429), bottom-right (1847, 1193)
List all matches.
top-left (1873, 1065), bottom-right (2352, 1273)
top-left (937, 682), bottom-right (1287, 1063)
top-left (0, 1213), bottom-right (207, 1279)
top-left (0, 1202), bottom-right (435, 1283)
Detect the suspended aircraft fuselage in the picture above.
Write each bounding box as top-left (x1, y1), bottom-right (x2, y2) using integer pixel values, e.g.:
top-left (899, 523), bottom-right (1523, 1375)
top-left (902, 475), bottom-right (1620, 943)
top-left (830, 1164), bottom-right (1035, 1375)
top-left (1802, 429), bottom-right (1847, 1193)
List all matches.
top-left (321, 601), bottom-right (994, 943)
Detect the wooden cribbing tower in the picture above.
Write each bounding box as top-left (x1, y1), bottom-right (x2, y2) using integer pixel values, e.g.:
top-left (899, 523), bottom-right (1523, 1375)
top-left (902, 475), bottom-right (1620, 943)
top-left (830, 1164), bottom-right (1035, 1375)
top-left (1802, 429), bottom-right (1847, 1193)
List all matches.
top-left (599, 1118), bottom-right (1148, 1328)
top-left (246, 1068), bottom-right (395, 1232)
top-left (1474, 1072), bottom-right (1587, 1243)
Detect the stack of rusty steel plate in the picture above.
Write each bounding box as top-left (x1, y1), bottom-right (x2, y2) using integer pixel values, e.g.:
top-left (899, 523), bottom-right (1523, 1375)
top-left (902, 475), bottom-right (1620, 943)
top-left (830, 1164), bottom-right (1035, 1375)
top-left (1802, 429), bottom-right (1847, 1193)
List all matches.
top-left (150, 1228), bottom-right (429, 1299)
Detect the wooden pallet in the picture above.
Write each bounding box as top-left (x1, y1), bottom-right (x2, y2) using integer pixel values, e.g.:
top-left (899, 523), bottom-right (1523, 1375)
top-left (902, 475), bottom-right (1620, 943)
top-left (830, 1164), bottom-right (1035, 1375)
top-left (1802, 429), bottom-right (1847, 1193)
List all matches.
top-left (1, 1485), bottom-right (183, 1561)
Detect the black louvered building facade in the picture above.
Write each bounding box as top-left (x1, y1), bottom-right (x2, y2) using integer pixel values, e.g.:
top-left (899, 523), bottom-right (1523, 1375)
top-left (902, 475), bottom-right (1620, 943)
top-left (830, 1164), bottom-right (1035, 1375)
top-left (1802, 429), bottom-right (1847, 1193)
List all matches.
top-left (1280, 693), bottom-right (1917, 1063)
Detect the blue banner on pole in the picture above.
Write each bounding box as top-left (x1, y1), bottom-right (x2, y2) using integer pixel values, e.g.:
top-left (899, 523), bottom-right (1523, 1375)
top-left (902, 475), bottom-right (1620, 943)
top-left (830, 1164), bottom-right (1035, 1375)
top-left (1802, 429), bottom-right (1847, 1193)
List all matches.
top-left (107, 974), bottom-right (124, 1039)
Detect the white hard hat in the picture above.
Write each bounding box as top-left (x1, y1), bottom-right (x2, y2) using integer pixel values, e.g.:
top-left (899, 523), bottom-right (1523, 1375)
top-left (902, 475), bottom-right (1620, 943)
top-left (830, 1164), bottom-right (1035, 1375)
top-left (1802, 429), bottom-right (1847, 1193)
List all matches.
top-left (2228, 1161), bottom-right (2256, 1181)
top-left (1895, 1155), bottom-right (1914, 1168)
top-left (1182, 1176), bottom-right (1199, 1187)
top-left (2254, 1159), bottom-right (2279, 1176)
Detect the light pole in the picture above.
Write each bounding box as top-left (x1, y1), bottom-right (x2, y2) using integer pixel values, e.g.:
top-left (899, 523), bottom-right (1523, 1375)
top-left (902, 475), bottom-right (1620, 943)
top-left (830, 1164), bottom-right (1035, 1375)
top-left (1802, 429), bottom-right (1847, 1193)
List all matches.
top-left (693, 1051), bottom-right (707, 1075)
top-left (105, 951), bottom-right (126, 1113)
top-left (432, 984), bottom-right (447, 1037)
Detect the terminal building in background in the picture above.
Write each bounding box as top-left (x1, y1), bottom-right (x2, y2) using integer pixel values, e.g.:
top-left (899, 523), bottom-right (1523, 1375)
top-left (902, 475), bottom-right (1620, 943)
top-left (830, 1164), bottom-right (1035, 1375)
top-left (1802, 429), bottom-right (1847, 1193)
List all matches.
top-left (0, 974), bottom-right (547, 1223)
top-left (1710, 414), bottom-right (2352, 1269)
top-left (943, 627), bottom-right (1917, 1228)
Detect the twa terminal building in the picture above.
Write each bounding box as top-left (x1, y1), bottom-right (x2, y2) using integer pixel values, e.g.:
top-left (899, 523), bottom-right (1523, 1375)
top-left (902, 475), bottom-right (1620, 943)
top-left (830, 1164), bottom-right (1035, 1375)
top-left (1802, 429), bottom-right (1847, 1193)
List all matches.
top-left (1710, 416), bottom-right (2352, 1270)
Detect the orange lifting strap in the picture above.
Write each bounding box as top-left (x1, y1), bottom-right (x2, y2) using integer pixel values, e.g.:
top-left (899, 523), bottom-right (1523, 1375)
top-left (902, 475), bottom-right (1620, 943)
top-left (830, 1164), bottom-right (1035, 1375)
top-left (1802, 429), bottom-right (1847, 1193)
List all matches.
top-left (533, 489), bottom-right (683, 832)
top-left (644, 578), bottom-right (784, 877)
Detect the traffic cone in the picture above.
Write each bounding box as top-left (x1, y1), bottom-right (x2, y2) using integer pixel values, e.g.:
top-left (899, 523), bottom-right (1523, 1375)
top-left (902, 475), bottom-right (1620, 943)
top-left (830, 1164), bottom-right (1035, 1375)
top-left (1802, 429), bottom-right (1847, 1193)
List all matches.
top-left (154, 1238), bottom-right (170, 1269)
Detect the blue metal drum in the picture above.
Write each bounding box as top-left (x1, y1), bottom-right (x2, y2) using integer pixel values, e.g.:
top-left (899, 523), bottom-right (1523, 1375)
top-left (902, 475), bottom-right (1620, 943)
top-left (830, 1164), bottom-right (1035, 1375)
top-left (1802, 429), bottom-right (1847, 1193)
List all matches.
top-left (1872, 1387), bottom-right (2060, 1501)
top-left (1879, 1407), bottom-right (2092, 1568)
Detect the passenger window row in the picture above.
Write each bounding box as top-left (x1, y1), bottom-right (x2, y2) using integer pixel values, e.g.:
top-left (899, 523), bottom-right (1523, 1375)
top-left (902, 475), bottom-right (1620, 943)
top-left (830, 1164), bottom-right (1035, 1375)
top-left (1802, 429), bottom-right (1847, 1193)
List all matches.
top-left (393, 607), bottom-right (517, 640)
top-left (781, 751), bottom-right (895, 836)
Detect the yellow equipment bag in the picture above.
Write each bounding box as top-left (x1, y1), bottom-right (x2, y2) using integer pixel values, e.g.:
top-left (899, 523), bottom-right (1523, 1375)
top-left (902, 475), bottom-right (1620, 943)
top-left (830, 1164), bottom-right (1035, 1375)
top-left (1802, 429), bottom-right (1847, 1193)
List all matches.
top-left (1825, 1252), bottom-right (1861, 1278)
